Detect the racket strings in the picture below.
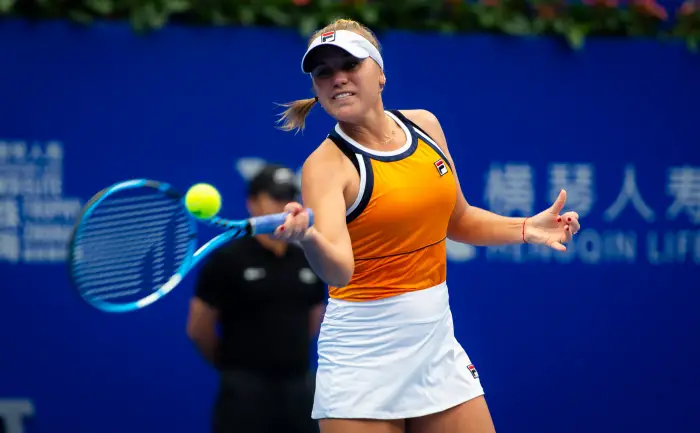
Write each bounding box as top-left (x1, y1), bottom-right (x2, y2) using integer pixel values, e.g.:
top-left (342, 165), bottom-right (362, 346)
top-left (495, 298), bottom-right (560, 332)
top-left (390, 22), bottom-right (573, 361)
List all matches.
top-left (71, 189), bottom-right (192, 303)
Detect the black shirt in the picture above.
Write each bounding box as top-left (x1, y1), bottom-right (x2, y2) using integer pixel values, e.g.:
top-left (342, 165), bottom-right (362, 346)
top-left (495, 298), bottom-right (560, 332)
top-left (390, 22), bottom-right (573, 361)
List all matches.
top-left (195, 236), bottom-right (326, 378)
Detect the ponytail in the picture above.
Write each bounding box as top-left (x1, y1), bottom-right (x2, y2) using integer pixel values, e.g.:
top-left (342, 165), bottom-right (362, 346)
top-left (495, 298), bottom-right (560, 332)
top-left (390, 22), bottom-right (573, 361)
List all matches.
top-left (276, 97), bottom-right (318, 133)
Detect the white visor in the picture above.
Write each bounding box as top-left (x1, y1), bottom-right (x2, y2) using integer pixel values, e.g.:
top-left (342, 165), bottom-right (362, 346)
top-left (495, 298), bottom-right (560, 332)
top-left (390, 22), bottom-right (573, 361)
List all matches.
top-left (301, 30), bottom-right (384, 74)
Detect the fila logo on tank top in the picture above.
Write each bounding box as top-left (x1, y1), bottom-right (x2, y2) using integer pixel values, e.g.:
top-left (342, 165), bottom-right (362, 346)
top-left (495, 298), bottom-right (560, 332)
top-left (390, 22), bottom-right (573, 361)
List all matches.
top-left (328, 110), bottom-right (457, 302)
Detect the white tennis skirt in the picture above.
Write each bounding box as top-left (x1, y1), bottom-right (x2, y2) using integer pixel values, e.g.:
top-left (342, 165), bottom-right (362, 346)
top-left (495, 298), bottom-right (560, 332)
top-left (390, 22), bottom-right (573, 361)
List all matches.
top-left (311, 282), bottom-right (484, 420)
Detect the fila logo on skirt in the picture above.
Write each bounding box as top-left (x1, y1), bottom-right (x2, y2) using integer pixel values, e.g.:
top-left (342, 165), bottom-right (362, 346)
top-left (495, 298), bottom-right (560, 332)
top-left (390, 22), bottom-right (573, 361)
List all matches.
top-left (467, 363), bottom-right (479, 379)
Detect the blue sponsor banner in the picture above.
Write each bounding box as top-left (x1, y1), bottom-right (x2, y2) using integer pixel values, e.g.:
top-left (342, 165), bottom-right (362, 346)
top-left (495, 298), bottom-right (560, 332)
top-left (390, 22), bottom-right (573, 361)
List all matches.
top-left (0, 19), bottom-right (699, 433)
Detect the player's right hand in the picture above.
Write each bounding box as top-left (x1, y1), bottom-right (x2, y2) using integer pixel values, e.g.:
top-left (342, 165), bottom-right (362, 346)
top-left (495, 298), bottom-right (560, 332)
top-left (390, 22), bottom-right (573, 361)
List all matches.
top-left (272, 202), bottom-right (314, 242)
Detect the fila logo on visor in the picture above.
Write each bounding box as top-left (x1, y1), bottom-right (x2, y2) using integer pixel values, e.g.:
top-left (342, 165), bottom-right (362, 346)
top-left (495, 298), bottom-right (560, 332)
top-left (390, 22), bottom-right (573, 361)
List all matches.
top-left (434, 159), bottom-right (448, 176)
top-left (321, 31), bottom-right (336, 42)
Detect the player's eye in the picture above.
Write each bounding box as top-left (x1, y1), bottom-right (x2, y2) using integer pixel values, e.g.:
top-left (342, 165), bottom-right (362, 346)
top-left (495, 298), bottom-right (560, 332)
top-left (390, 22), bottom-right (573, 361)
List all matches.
top-left (312, 66), bottom-right (333, 79)
top-left (342, 59), bottom-right (360, 71)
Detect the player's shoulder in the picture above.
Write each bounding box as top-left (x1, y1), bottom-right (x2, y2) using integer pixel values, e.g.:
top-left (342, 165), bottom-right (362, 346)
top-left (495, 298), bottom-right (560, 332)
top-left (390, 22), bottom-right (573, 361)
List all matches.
top-left (300, 136), bottom-right (351, 182)
top-left (396, 109), bottom-right (447, 150)
top-left (396, 109), bottom-right (441, 130)
top-left (307, 136), bottom-right (347, 164)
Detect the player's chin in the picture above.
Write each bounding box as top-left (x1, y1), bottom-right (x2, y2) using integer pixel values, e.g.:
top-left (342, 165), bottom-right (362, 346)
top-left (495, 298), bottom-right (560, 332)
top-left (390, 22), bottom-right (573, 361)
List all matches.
top-left (328, 104), bottom-right (366, 124)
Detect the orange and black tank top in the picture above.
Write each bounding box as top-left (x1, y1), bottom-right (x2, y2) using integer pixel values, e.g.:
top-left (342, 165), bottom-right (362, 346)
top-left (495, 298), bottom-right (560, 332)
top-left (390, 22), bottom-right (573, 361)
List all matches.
top-left (328, 110), bottom-right (457, 302)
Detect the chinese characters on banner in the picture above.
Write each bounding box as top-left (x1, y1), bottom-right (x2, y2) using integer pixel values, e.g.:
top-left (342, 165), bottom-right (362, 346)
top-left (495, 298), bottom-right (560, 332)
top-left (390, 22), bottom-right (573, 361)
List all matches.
top-left (0, 140), bottom-right (82, 264)
top-left (478, 163), bottom-right (700, 265)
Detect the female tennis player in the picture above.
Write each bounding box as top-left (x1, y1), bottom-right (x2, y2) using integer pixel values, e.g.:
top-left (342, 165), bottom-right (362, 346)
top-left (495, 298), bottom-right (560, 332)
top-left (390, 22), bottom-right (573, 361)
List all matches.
top-left (272, 19), bottom-right (581, 433)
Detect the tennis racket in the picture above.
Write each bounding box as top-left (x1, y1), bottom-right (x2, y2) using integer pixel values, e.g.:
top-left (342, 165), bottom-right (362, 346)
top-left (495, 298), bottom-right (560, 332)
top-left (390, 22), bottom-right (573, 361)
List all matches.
top-left (67, 179), bottom-right (313, 313)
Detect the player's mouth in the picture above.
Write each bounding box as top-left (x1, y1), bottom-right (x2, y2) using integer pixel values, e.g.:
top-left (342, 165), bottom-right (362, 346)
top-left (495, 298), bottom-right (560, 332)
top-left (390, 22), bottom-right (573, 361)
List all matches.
top-left (332, 92), bottom-right (355, 100)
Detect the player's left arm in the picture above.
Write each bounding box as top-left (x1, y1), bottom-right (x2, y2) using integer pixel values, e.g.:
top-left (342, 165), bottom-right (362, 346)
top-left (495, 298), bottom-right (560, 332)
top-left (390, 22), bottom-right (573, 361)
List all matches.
top-left (401, 109), bottom-right (526, 246)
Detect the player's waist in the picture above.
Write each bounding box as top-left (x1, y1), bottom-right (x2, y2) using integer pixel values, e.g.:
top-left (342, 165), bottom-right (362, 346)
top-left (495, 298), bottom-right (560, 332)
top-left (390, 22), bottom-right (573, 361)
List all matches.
top-left (328, 256), bottom-right (447, 302)
top-left (351, 236), bottom-right (446, 262)
top-left (323, 281), bottom-right (450, 327)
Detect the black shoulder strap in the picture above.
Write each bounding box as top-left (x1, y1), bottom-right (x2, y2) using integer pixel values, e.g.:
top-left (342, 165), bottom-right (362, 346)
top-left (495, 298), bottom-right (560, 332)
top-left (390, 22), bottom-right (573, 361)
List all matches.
top-left (388, 109), bottom-right (438, 145)
top-left (327, 131), bottom-right (360, 174)
top-left (389, 109), bottom-right (452, 170)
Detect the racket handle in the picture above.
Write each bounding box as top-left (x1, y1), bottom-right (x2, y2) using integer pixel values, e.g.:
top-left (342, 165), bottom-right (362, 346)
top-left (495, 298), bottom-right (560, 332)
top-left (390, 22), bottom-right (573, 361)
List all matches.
top-left (249, 209), bottom-right (314, 235)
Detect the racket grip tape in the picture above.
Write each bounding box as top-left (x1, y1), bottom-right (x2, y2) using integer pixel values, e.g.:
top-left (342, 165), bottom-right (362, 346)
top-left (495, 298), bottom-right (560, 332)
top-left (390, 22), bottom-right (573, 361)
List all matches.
top-left (249, 209), bottom-right (314, 235)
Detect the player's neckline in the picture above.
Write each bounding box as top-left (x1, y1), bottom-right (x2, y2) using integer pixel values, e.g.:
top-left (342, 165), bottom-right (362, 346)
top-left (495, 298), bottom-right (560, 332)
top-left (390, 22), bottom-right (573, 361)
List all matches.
top-left (334, 111), bottom-right (414, 159)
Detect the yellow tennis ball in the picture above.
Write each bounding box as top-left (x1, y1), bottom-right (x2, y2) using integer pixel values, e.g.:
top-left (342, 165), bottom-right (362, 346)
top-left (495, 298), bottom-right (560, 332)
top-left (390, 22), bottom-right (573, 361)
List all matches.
top-left (184, 183), bottom-right (221, 219)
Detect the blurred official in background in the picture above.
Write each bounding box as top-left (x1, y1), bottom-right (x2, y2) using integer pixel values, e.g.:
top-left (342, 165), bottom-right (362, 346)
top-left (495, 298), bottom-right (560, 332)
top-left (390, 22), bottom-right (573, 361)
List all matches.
top-left (186, 163), bottom-right (326, 433)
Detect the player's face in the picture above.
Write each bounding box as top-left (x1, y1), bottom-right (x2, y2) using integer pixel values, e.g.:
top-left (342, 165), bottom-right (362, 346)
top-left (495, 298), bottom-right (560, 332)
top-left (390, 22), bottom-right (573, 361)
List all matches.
top-left (247, 192), bottom-right (287, 217)
top-left (310, 47), bottom-right (384, 124)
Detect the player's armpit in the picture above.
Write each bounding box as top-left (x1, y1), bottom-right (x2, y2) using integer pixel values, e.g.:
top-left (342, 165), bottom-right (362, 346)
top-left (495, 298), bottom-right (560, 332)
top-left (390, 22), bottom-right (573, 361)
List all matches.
top-left (299, 141), bottom-right (355, 287)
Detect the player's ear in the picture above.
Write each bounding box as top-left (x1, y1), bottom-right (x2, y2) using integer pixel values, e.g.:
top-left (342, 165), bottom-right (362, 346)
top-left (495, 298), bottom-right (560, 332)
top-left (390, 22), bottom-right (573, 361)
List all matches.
top-left (379, 72), bottom-right (386, 93)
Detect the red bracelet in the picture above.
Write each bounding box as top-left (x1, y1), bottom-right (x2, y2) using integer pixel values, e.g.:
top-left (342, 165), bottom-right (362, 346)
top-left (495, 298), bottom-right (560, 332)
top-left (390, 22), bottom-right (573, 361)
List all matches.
top-left (522, 217), bottom-right (528, 244)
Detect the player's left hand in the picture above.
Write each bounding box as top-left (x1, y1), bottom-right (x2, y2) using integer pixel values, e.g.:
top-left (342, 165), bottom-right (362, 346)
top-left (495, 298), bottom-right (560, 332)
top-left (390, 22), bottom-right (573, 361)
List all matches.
top-left (524, 189), bottom-right (581, 252)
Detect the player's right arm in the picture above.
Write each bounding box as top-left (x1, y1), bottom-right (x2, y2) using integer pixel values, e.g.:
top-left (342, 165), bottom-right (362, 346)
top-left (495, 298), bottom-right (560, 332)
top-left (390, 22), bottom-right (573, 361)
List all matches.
top-left (275, 140), bottom-right (355, 287)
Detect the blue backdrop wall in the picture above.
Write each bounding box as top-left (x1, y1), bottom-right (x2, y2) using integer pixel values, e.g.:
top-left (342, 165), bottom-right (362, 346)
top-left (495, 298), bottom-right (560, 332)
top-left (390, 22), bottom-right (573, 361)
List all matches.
top-left (1, 19), bottom-right (699, 433)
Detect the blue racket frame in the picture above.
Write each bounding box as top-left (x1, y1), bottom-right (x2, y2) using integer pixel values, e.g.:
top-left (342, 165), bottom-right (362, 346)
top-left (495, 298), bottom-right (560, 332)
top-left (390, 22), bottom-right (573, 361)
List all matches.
top-left (67, 179), bottom-right (313, 313)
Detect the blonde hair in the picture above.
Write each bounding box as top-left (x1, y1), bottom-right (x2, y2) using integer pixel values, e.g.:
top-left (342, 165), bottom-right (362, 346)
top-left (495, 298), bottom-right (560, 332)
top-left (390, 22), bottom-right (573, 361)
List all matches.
top-left (276, 18), bottom-right (382, 134)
